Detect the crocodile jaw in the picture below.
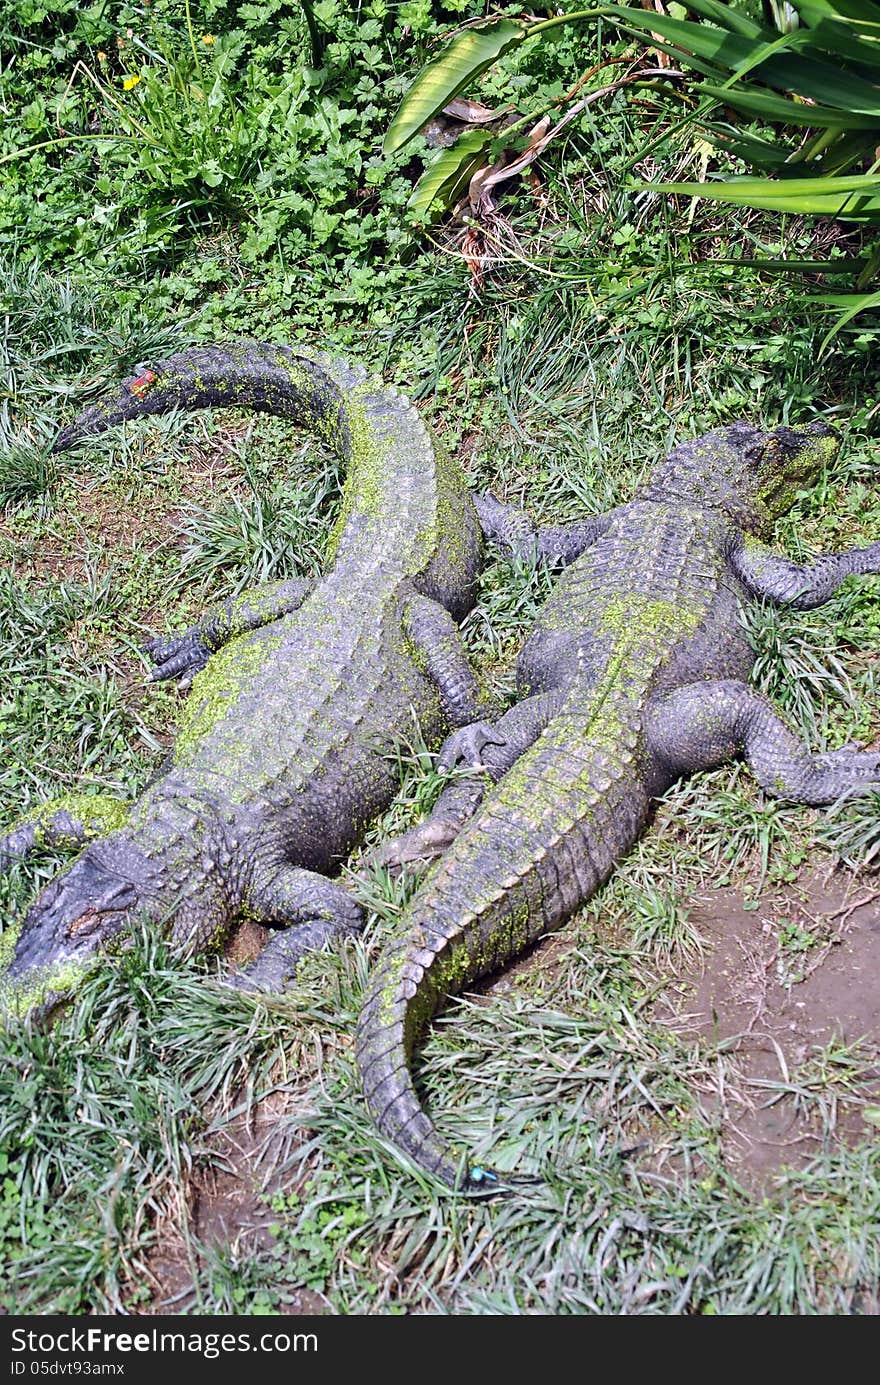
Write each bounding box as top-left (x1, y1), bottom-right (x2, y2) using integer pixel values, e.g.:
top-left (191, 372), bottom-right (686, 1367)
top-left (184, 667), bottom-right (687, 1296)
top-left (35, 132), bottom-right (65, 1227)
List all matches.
top-left (0, 854), bottom-right (142, 1022)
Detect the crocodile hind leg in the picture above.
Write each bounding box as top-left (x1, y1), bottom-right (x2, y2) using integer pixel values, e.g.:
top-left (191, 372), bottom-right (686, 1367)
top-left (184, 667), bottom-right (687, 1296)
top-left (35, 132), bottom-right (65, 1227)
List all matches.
top-left (402, 591), bottom-right (500, 727)
top-left (648, 679), bottom-right (880, 804)
top-left (0, 795), bottom-right (129, 871)
top-left (229, 868), bottom-right (365, 992)
top-left (146, 576), bottom-right (315, 685)
top-left (376, 690), bottom-right (563, 870)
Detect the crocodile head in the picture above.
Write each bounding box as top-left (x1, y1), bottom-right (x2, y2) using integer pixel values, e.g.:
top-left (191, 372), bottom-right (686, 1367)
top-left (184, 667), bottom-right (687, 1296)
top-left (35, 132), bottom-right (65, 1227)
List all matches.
top-left (0, 828), bottom-right (233, 1023)
top-left (651, 420), bottom-right (840, 534)
top-left (0, 843), bottom-right (151, 1022)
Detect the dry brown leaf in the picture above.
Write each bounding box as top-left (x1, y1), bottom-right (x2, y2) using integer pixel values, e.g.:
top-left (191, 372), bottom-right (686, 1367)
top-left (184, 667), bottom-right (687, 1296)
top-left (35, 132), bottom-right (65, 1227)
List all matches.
top-left (443, 97), bottom-right (513, 124)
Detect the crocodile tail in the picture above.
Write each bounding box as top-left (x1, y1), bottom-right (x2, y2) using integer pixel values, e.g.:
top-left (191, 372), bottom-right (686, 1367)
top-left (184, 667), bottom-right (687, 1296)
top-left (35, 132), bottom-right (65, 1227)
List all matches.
top-left (356, 876), bottom-right (545, 1192)
top-left (52, 341), bottom-right (365, 453)
top-left (357, 715), bottom-right (653, 1190)
top-left (52, 339), bottom-right (483, 609)
top-left (355, 932), bottom-right (488, 1191)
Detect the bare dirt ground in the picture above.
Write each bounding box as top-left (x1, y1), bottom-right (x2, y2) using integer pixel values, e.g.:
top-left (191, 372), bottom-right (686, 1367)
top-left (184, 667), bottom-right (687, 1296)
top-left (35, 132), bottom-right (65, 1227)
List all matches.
top-left (143, 1111), bottom-right (328, 1315)
top-left (140, 922), bottom-right (330, 1314)
top-left (655, 867), bottom-right (880, 1187)
top-left (140, 864), bottom-right (880, 1310)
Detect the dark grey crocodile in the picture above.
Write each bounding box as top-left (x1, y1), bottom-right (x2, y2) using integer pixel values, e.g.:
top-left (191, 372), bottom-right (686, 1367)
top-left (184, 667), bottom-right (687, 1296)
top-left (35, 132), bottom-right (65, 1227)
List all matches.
top-left (356, 420), bottom-right (880, 1190)
top-left (0, 341), bottom-right (498, 1018)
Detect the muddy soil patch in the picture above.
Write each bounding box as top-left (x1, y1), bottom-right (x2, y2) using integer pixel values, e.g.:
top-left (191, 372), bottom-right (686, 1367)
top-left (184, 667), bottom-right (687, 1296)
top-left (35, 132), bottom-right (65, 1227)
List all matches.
top-left (0, 425), bottom-right (250, 593)
top-left (142, 1098), bottom-right (328, 1316)
top-left (655, 868), bottom-right (880, 1188)
top-left (139, 923), bottom-right (328, 1316)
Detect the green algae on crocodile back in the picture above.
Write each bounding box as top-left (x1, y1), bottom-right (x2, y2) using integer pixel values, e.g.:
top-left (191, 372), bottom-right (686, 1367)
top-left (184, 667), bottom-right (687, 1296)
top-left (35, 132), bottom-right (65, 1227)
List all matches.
top-left (0, 341), bottom-right (497, 1022)
top-left (356, 419), bottom-right (880, 1192)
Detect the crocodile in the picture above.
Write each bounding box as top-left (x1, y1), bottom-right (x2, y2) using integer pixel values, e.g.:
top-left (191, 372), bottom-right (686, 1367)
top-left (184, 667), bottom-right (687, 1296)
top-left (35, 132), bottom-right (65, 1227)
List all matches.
top-left (355, 419), bottom-right (880, 1190)
top-left (0, 341), bottom-right (498, 1018)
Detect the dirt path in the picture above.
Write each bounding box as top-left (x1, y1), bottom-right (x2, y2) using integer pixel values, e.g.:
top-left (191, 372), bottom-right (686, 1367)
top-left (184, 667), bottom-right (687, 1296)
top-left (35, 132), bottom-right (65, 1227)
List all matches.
top-left (655, 868), bottom-right (880, 1186)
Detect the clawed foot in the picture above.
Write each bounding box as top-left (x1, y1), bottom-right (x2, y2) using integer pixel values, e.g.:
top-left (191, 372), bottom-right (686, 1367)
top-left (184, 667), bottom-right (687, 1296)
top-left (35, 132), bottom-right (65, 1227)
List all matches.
top-left (226, 909), bottom-right (365, 995)
top-left (0, 823), bottom-right (37, 872)
top-left (438, 721), bottom-right (506, 772)
top-left (143, 629), bottom-right (211, 687)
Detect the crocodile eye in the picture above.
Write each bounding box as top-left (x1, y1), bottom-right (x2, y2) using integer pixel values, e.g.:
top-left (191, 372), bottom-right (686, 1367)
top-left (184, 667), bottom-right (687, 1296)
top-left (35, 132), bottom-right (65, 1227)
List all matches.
top-left (67, 909), bottom-right (102, 938)
top-left (742, 438), bottom-right (767, 466)
top-left (101, 881), bottom-right (137, 912)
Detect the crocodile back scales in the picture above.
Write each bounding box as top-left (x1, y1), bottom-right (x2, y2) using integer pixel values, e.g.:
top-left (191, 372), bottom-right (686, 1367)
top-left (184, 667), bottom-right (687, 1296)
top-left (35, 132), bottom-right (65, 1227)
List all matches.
top-left (8, 343), bottom-right (483, 969)
top-left (357, 501), bottom-right (755, 1186)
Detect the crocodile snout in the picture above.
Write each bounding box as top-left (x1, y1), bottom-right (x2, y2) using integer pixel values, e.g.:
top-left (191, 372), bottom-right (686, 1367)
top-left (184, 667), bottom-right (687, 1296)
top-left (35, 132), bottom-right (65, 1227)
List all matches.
top-left (0, 855), bottom-right (141, 1024)
top-left (773, 420), bottom-right (839, 451)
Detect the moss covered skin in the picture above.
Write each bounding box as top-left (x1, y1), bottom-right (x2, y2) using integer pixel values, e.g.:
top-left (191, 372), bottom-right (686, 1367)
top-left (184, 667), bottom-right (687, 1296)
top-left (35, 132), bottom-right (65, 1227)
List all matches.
top-left (356, 418), bottom-right (880, 1190)
top-left (3, 341), bottom-right (491, 1017)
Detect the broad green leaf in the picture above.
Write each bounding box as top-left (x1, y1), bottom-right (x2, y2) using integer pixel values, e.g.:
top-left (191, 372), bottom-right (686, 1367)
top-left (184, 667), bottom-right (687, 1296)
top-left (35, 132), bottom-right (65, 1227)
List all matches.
top-left (799, 126), bottom-right (876, 172)
top-left (789, 15), bottom-right (880, 66)
top-left (643, 173), bottom-right (880, 216)
top-left (605, 7), bottom-right (880, 113)
top-left (602, 6), bottom-right (778, 67)
top-left (812, 287), bottom-right (880, 305)
top-left (407, 128), bottom-right (496, 218)
top-left (675, 0), bottom-right (770, 40)
top-left (384, 19), bottom-right (526, 155)
top-left (412, 154), bottom-right (489, 220)
top-left (622, 34), bottom-right (722, 79)
top-left (793, 0), bottom-right (880, 30)
top-left (652, 170), bottom-right (880, 193)
top-left (699, 81), bottom-right (880, 126)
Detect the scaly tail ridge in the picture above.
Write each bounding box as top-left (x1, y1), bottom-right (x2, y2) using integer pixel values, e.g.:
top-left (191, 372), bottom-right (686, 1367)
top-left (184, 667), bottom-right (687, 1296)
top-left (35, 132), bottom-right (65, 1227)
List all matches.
top-left (52, 341), bottom-right (367, 454)
top-left (356, 880), bottom-right (547, 1192)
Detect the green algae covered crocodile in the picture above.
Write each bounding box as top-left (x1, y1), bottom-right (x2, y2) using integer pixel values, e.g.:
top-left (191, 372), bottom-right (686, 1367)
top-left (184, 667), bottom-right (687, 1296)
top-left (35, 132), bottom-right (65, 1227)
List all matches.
top-left (0, 341), bottom-right (499, 1017)
top-left (355, 419), bottom-right (880, 1190)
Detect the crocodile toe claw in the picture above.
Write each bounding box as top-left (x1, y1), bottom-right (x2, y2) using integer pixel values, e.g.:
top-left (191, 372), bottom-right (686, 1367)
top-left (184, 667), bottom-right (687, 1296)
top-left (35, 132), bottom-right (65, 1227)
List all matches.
top-left (438, 722), bottom-right (507, 772)
top-left (145, 631), bottom-right (210, 685)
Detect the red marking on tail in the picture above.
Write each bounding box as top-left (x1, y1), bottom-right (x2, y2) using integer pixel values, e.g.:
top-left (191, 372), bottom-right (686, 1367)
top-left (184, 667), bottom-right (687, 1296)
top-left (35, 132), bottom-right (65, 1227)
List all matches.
top-left (129, 369), bottom-right (156, 397)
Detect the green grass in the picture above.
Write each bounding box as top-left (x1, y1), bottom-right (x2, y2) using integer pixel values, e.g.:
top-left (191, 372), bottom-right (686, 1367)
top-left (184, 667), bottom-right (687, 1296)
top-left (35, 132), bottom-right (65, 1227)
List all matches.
top-left (1, 1), bottom-right (880, 1318)
top-left (177, 431), bottom-right (342, 595)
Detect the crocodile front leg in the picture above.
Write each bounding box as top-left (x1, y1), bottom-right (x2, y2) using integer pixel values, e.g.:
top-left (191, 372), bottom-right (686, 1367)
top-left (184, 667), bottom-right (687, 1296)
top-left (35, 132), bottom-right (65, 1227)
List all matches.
top-left (0, 795), bottom-right (129, 870)
top-left (229, 867), bottom-right (365, 992)
top-left (376, 691), bottom-right (563, 870)
top-left (402, 591), bottom-right (499, 727)
top-left (146, 576), bottom-right (315, 684)
top-left (648, 679), bottom-right (880, 804)
top-left (731, 538), bottom-right (880, 609)
top-left (474, 493), bottom-right (621, 566)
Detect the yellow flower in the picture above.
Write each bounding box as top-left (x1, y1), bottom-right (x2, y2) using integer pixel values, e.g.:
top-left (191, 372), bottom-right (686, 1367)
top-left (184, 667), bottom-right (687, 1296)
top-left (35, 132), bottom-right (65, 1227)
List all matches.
top-left (201, 33), bottom-right (215, 45)
top-left (122, 75), bottom-right (141, 91)
top-left (97, 51), bottom-right (107, 62)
